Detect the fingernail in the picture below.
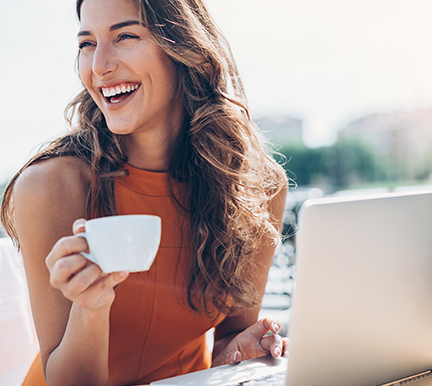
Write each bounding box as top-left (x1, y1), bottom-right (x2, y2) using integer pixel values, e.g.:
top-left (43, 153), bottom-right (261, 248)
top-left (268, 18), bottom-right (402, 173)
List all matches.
top-left (274, 346), bottom-right (281, 356)
top-left (272, 322), bottom-right (280, 332)
top-left (233, 352), bottom-right (237, 362)
top-left (118, 271), bottom-right (128, 278)
top-left (73, 219), bottom-right (87, 233)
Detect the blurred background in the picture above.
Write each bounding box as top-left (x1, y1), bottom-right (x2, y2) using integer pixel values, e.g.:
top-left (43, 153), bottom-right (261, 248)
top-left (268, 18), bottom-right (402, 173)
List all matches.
top-left (1, 0), bottom-right (432, 362)
top-left (2, 0), bottom-right (432, 211)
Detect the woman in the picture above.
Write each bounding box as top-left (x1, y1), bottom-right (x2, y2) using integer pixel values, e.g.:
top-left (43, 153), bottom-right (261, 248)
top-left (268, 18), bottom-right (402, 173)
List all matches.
top-left (1, 0), bottom-right (288, 384)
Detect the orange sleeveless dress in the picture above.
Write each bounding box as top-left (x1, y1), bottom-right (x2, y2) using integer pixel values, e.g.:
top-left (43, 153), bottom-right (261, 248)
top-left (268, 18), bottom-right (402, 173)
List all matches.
top-left (22, 165), bottom-right (225, 386)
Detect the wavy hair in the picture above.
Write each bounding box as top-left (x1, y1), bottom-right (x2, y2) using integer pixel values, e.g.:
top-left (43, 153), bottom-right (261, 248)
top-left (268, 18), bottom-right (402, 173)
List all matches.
top-left (1, 0), bottom-right (287, 317)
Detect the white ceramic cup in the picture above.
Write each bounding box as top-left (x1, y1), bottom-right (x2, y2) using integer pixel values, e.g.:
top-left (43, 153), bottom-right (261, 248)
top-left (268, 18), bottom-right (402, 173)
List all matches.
top-left (78, 215), bottom-right (161, 273)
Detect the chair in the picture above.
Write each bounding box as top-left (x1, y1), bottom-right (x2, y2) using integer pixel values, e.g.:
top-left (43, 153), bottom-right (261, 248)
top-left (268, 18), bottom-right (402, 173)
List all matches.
top-left (0, 237), bottom-right (38, 386)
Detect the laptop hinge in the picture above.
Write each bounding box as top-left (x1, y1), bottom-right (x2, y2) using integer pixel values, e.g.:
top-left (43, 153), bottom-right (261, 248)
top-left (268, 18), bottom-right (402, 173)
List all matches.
top-left (378, 370), bottom-right (432, 386)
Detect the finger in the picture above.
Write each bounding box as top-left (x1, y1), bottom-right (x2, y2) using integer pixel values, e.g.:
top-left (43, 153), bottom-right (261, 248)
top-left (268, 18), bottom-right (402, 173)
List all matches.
top-left (66, 263), bottom-right (104, 297)
top-left (244, 317), bottom-right (282, 341)
top-left (212, 350), bottom-right (242, 367)
top-left (94, 270), bottom-right (130, 293)
top-left (259, 334), bottom-right (283, 357)
top-left (50, 254), bottom-right (90, 288)
top-left (46, 235), bottom-right (90, 271)
top-left (73, 218), bottom-right (87, 235)
top-left (261, 317), bottom-right (281, 335)
top-left (79, 270), bottom-right (129, 309)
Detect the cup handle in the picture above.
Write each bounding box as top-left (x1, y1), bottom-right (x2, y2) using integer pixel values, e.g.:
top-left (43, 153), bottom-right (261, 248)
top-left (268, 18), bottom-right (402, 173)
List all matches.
top-left (77, 232), bottom-right (97, 265)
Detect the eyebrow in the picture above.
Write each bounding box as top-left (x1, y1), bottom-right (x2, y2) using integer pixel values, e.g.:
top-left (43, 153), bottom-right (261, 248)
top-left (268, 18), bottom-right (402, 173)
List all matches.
top-left (78, 20), bottom-right (141, 37)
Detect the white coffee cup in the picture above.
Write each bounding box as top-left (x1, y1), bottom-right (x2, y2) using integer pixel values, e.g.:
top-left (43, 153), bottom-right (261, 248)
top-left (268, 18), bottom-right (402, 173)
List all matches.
top-left (78, 215), bottom-right (161, 273)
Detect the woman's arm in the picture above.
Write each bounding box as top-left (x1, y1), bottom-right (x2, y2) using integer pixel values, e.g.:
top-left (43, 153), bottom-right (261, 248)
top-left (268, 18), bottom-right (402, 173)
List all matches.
top-left (212, 182), bottom-right (288, 366)
top-left (13, 157), bottom-right (127, 386)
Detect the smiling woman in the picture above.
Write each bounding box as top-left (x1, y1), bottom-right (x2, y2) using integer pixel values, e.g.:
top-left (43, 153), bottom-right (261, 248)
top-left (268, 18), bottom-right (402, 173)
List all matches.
top-left (0, 0), bottom-right (288, 385)
top-left (77, 1), bottom-right (183, 153)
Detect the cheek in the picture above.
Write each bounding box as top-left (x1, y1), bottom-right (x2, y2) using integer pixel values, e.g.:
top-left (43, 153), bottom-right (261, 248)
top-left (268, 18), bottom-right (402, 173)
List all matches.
top-left (78, 57), bottom-right (103, 109)
top-left (148, 47), bottom-right (178, 94)
top-left (78, 55), bottom-right (93, 90)
top-left (158, 60), bottom-right (178, 98)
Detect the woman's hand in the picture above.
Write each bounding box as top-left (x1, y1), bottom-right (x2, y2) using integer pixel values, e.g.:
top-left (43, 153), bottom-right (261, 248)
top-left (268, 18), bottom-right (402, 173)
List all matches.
top-left (45, 218), bottom-right (129, 311)
top-left (212, 317), bottom-right (289, 367)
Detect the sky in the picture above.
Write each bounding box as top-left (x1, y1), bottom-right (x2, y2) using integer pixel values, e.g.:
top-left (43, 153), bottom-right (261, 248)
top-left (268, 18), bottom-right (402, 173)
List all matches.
top-left (1, 0), bottom-right (432, 183)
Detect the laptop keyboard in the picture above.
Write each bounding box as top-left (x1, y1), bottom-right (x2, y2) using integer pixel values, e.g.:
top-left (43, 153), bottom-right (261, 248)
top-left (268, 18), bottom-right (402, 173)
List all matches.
top-left (227, 370), bottom-right (286, 386)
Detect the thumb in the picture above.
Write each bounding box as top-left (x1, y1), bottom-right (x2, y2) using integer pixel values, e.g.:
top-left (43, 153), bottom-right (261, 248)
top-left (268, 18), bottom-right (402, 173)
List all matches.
top-left (212, 351), bottom-right (242, 367)
top-left (73, 218), bottom-right (87, 235)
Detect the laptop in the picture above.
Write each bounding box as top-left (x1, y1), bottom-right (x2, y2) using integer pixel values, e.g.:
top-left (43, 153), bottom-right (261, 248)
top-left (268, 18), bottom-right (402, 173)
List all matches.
top-left (149, 190), bottom-right (432, 386)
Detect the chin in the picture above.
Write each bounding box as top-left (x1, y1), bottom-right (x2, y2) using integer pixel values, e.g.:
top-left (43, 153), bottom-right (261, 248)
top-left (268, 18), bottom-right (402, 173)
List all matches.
top-left (105, 121), bottom-right (135, 136)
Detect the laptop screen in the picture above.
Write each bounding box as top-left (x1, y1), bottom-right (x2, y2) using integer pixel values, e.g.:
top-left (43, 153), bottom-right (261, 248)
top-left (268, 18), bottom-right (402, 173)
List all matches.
top-left (287, 191), bottom-right (432, 386)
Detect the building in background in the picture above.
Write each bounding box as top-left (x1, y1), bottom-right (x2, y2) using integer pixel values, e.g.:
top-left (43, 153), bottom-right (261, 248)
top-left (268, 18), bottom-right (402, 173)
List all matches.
top-left (338, 107), bottom-right (432, 183)
top-left (255, 115), bottom-right (304, 147)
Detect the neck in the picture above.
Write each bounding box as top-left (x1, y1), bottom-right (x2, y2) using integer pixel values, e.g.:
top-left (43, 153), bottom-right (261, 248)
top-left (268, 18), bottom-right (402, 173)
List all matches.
top-left (124, 127), bottom-right (180, 172)
top-left (123, 97), bottom-right (184, 172)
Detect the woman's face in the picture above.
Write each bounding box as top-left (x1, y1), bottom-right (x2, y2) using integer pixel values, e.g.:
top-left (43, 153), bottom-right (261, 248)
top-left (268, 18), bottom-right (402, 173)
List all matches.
top-left (78, 0), bottom-right (182, 138)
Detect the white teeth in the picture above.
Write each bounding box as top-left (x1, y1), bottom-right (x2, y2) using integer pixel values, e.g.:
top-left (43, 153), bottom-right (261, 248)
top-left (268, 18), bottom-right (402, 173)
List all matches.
top-left (101, 84), bottom-right (139, 98)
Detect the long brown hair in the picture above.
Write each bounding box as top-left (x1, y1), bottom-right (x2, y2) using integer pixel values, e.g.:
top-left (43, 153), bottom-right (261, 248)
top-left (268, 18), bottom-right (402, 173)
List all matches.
top-left (1, 0), bottom-right (287, 316)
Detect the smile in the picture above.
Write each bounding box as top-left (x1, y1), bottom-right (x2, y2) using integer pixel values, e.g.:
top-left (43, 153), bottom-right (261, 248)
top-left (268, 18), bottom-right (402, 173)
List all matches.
top-left (100, 83), bottom-right (140, 104)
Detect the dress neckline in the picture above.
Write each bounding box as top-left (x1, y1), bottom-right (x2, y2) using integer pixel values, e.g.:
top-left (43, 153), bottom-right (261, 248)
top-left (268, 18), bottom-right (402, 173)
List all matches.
top-left (118, 164), bottom-right (183, 197)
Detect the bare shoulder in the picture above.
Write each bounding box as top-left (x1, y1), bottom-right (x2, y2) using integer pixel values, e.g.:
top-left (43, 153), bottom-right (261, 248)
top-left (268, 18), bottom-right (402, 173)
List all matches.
top-left (14, 156), bottom-right (91, 203)
top-left (13, 156), bottom-right (92, 253)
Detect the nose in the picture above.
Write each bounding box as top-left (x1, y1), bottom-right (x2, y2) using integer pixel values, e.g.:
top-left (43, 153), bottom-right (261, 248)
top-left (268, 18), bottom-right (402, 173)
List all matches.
top-left (92, 43), bottom-right (118, 77)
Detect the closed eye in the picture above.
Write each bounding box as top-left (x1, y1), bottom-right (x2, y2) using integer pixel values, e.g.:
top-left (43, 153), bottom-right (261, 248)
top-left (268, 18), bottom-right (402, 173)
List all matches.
top-left (117, 33), bottom-right (139, 42)
top-left (78, 41), bottom-right (95, 51)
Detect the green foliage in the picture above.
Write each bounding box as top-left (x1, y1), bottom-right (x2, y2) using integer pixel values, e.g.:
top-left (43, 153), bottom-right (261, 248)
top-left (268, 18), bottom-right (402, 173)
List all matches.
top-left (278, 145), bottom-right (326, 186)
top-left (279, 139), bottom-right (388, 189)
